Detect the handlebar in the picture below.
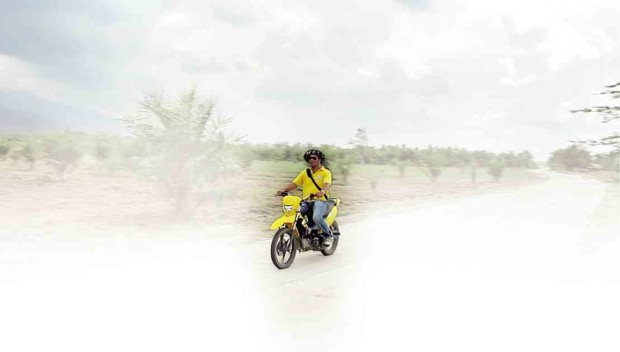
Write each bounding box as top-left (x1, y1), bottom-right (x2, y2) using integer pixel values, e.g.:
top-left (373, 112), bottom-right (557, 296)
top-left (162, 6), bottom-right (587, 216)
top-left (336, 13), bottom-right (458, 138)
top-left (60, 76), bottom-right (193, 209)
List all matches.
top-left (276, 191), bottom-right (316, 201)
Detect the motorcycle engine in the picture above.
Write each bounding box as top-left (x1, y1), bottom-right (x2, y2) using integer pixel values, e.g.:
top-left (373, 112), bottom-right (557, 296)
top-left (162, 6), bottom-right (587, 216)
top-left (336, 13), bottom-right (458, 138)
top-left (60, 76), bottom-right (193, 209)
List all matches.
top-left (311, 237), bottom-right (320, 248)
top-left (301, 237), bottom-right (310, 249)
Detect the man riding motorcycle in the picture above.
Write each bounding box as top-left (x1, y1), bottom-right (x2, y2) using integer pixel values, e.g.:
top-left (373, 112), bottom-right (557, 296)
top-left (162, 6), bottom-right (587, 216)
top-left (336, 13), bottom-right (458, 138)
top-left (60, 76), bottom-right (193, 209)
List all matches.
top-left (276, 149), bottom-right (334, 246)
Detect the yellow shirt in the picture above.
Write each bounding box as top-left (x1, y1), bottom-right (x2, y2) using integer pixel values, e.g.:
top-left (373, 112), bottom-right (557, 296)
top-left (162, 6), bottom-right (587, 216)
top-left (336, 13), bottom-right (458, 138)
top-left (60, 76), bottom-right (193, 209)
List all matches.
top-left (293, 167), bottom-right (332, 200)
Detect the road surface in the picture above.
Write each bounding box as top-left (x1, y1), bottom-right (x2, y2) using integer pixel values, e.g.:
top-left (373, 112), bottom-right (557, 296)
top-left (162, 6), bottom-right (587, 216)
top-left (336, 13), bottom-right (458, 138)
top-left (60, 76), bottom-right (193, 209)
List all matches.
top-left (1, 172), bottom-right (618, 351)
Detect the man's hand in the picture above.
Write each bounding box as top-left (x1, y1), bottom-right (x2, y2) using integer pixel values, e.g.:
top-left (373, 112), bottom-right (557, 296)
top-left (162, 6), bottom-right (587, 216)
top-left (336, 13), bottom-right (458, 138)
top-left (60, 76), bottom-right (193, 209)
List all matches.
top-left (315, 190), bottom-right (326, 198)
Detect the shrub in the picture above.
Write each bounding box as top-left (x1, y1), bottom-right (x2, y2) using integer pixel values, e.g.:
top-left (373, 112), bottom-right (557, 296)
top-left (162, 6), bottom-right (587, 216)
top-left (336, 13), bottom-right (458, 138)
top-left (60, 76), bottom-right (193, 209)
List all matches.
top-left (40, 132), bottom-right (84, 180)
top-left (0, 144), bottom-right (10, 159)
top-left (487, 158), bottom-right (505, 182)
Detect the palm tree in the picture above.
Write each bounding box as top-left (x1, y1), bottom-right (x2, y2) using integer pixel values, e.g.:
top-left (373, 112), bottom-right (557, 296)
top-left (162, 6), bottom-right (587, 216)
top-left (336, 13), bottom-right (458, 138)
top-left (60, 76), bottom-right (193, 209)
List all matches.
top-left (122, 89), bottom-right (241, 217)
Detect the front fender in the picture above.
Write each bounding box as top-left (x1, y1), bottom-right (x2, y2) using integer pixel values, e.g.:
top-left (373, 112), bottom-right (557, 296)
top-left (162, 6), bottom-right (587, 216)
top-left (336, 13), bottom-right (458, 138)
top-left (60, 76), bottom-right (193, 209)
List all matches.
top-left (269, 214), bottom-right (296, 230)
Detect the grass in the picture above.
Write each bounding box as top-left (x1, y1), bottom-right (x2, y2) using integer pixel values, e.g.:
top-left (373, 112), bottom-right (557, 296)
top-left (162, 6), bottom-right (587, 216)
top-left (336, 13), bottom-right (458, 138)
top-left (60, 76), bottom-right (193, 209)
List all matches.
top-left (231, 161), bottom-right (542, 226)
top-left (0, 159), bottom-right (542, 234)
top-left (249, 160), bottom-right (535, 185)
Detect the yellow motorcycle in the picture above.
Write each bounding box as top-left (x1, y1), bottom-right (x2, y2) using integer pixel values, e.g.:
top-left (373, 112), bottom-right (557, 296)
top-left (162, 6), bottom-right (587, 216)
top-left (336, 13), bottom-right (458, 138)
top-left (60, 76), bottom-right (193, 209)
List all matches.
top-left (269, 192), bottom-right (341, 269)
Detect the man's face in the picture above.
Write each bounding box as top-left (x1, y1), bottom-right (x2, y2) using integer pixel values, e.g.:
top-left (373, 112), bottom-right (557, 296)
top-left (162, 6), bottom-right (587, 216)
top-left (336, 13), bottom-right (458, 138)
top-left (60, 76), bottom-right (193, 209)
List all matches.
top-left (308, 155), bottom-right (320, 167)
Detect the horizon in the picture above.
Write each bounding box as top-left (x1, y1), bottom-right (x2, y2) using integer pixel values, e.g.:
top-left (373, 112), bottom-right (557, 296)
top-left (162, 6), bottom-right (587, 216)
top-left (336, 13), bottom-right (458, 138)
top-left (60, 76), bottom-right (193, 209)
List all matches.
top-left (1, 126), bottom-right (607, 162)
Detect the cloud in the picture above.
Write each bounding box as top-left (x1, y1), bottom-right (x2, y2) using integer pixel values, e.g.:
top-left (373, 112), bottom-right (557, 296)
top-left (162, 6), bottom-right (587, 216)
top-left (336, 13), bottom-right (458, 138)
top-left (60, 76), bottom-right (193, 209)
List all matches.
top-left (0, 54), bottom-right (66, 100)
top-left (0, 0), bottom-right (618, 158)
top-left (0, 0), bottom-right (164, 88)
top-left (0, 91), bottom-right (117, 132)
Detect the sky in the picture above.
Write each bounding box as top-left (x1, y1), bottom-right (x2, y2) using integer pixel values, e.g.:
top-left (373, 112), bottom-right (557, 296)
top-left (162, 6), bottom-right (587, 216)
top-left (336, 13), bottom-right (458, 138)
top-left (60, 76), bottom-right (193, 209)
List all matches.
top-left (0, 0), bottom-right (618, 159)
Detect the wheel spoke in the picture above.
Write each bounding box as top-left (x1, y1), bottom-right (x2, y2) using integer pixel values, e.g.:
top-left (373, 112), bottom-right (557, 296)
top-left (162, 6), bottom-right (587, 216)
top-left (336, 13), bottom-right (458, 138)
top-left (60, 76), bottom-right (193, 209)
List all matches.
top-left (281, 236), bottom-right (286, 262)
top-left (285, 238), bottom-right (291, 252)
top-left (285, 236), bottom-right (293, 261)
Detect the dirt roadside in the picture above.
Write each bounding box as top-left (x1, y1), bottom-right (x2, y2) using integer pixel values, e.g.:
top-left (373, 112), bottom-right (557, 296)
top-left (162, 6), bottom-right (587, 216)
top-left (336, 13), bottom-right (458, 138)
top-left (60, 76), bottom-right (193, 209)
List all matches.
top-left (0, 160), bottom-right (551, 242)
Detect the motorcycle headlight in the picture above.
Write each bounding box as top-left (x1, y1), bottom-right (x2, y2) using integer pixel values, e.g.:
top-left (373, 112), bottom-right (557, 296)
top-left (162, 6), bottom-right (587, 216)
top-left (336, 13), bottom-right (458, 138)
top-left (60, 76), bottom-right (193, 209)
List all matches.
top-left (283, 205), bottom-right (294, 213)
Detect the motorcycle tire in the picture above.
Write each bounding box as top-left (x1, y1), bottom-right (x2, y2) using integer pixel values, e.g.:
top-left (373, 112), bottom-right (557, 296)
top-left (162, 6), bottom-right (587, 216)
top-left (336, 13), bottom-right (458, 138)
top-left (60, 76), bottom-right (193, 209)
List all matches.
top-left (321, 221), bottom-right (339, 256)
top-left (270, 227), bottom-right (297, 269)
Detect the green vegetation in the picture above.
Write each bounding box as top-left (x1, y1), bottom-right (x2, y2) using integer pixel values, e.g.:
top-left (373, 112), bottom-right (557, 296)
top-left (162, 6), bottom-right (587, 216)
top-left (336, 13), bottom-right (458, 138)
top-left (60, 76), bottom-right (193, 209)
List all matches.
top-left (0, 126), bottom-right (541, 224)
top-left (121, 89), bottom-right (241, 217)
top-left (549, 82), bottom-right (620, 182)
top-left (571, 81), bottom-right (619, 149)
top-left (487, 157), bottom-right (505, 182)
top-left (42, 132), bottom-right (84, 179)
top-left (4, 82), bottom-right (618, 224)
top-left (548, 145), bottom-right (592, 171)
top-left (0, 143), bottom-right (10, 160)
top-left (548, 144), bottom-right (618, 182)
top-left (233, 143), bottom-right (536, 170)
top-left (0, 128), bottom-right (541, 219)
top-left (0, 89), bottom-right (543, 220)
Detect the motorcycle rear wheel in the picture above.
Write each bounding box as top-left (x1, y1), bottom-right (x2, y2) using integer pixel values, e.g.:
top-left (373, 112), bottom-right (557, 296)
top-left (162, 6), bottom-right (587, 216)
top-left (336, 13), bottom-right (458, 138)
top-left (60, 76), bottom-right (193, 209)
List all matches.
top-left (270, 228), bottom-right (297, 269)
top-left (321, 221), bottom-right (340, 256)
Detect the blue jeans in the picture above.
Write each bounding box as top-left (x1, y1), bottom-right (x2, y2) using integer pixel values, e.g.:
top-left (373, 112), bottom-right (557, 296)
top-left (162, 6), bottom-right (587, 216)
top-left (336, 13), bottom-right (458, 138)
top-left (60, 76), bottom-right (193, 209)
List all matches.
top-left (310, 200), bottom-right (332, 236)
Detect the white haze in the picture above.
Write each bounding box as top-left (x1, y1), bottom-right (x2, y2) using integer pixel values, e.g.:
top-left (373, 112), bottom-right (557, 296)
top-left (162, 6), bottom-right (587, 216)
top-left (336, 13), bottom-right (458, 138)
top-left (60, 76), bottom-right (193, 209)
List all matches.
top-left (1, 172), bottom-right (618, 351)
top-left (0, 1), bottom-right (619, 351)
top-left (0, 0), bottom-right (618, 158)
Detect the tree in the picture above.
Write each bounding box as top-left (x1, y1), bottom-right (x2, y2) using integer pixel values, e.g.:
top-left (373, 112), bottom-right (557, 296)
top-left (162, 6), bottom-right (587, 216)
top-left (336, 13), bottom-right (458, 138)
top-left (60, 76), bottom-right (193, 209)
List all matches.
top-left (470, 159), bottom-right (478, 186)
top-left (122, 89), bottom-right (241, 217)
top-left (331, 153), bottom-right (356, 184)
top-left (571, 82), bottom-right (620, 149)
top-left (93, 138), bottom-right (112, 161)
top-left (19, 138), bottom-right (44, 169)
top-left (418, 149), bottom-right (447, 183)
top-left (593, 151), bottom-right (619, 171)
top-left (41, 132), bottom-right (84, 180)
top-left (0, 143), bottom-right (9, 160)
top-left (548, 145), bottom-right (591, 171)
top-left (0, 135), bottom-right (20, 161)
top-left (368, 169), bottom-right (383, 190)
top-left (391, 159), bottom-right (410, 179)
top-left (454, 149), bottom-right (470, 175)
top-left (515, 151), bottom-right (537, 169)
top-left (349, 128), bottom-right (370, 164)
top-left (487, 157), bottom-right (505, 182)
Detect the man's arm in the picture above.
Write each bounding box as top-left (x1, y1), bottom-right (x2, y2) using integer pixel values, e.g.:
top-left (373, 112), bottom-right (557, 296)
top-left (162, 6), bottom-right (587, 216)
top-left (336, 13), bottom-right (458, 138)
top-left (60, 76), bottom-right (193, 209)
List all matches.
top-left (317, 170), bottom-right (332, 197)
top-left (317, 182), bottom-right (330, 197)
top-left (277, 170), bottom-right (305, 195)
top-left (277, 182), bottom-right (298, 195)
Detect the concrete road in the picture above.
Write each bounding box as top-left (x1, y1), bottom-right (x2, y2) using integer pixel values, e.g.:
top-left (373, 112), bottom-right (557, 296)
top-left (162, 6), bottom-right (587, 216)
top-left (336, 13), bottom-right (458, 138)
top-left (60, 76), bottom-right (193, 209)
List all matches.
top-left (1, 172), bottom-right (618, 351)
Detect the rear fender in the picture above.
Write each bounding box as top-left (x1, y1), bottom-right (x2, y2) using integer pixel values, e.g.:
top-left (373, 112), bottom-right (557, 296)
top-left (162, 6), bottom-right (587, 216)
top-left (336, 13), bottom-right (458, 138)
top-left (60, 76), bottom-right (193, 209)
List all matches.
top-left (326, 205), bottom-right (338, 226)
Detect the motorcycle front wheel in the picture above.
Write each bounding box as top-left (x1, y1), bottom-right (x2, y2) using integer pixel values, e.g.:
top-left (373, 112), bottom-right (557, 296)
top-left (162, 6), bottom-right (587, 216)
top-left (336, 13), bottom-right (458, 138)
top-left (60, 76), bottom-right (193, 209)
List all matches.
top-left (270, 227), bottom-right (297, 269)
